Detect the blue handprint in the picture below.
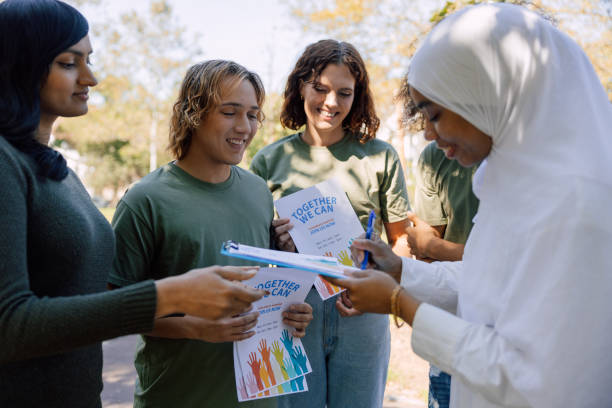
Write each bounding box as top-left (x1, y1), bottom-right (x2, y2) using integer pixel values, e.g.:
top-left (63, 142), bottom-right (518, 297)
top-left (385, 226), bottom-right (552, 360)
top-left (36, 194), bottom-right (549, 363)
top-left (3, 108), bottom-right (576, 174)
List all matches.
top-left (280, 329), bottom-right (294, 351)
top-left (291, 345), bottom-right (308, 373)
top-left (280, 381), bottom-right (292, 393)
top-left (283, 357), bottom-right (296, 377)
top-left (293, 375), bottom-right (305, 391)
top-left (287, 344), bottom-right (303, 375)
top-left (291, 356), bottom-right (303, 375)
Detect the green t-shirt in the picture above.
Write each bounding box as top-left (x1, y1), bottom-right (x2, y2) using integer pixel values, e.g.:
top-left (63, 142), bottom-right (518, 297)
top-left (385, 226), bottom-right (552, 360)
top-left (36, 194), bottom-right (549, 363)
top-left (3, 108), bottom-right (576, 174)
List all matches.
top-left (414, 141), bottom-right (480, 244)
top-left (109, 163), bottom-right (274, 408)
top-left (250, 132), bottom-right (410, 234)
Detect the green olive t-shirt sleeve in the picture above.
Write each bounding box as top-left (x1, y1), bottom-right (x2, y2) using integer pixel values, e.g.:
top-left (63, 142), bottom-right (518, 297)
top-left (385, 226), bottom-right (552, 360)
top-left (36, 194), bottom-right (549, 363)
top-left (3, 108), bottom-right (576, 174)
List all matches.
top-left (379, 144), bottom-right (411, 224)
top-left (414, 143), bottom-right (447, 227)
top-left (109, 198), bottom-right (156, 287)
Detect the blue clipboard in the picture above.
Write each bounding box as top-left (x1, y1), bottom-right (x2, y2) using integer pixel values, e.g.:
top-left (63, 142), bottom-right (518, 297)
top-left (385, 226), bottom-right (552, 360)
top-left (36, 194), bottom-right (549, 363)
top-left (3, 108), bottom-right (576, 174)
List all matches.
top-left (221, 241), bottom-right (350, 279)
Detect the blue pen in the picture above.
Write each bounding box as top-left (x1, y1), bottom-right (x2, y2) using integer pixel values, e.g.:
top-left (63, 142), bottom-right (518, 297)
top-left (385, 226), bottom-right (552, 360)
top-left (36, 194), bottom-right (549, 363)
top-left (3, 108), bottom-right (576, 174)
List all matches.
top-left (361, 210), bottom-right (376, 269)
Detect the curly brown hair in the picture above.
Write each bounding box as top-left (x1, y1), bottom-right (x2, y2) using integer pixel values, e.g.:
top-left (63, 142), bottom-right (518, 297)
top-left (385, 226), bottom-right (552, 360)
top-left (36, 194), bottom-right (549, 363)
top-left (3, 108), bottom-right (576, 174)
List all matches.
top-left (168, 60), bottom-right (265, 160)
top-left (396, 70), bottom-right (425, 133)
top-left (280, 39), bottom-right (379, 143)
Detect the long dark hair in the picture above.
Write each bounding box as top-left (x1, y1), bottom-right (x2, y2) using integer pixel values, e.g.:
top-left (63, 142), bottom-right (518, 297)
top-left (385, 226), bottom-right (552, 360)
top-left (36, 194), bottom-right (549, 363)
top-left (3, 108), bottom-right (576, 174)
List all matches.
top-left (280, 39), bottom-right (380, 143)
top-left (0, 0), bottom-right (89, 180)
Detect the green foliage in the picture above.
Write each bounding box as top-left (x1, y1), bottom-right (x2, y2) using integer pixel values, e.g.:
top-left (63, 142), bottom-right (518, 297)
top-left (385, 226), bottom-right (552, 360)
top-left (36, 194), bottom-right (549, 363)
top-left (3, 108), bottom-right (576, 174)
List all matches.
top-left (289, 0), bottom-right (612, 191)
top-left (56, 0), bottom-right (200, 204)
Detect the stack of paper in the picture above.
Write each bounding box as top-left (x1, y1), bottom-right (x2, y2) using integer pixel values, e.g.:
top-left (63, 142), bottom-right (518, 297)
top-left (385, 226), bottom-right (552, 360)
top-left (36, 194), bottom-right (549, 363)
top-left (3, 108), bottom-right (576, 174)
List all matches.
top-left (233, 267), bottom-right (316, 401)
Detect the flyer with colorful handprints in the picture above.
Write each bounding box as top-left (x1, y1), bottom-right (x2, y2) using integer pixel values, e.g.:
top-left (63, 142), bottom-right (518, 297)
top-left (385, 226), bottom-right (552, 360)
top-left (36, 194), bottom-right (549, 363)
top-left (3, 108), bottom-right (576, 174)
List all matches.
top-left (274, 178), bottom-right (364, 300)
top-left (234, 346), bottom-right (309, 401)
top-left (233, 267), bottom-right (315, 401)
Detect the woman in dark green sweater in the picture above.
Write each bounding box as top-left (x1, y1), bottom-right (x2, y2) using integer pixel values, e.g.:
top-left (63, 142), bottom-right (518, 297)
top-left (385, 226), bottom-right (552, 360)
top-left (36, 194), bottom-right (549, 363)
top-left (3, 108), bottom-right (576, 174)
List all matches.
top-left (0, 1), bottom-right (266, 406)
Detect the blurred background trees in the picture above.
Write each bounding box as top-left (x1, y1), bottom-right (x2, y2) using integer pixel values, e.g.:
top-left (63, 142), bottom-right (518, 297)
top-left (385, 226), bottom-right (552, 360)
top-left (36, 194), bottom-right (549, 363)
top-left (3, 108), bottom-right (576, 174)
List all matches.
top-left (55, 0), bottom-right (200, 204)
top-left (289, 0), bottom-right (612, 194)
top-left (55, 0), bottom-right (610, 205)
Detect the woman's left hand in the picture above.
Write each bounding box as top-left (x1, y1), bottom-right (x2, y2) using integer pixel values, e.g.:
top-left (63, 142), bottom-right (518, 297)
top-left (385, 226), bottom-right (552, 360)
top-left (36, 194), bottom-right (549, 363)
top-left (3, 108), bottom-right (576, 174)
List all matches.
top-left (282, 302), bottom-right (313, 338)
top-left (327, 270), bottom-right (398, 314)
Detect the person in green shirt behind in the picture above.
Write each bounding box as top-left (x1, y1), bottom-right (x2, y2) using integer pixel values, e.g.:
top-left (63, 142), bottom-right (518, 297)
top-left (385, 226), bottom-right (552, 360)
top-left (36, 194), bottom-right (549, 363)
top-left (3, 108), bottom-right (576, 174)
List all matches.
top-left (407, 140), bottom-right (479, 262)
top-left (109, 60), bottom-right (313, 407)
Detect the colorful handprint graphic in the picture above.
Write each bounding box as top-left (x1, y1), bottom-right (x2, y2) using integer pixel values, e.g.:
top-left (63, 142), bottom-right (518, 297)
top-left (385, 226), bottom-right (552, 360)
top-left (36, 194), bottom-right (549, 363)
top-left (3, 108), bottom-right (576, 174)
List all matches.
top-left (291, 345), bottom-right (308, 373)
top-left (258, 339), bottom-right (277, 385)
top-left (337, 249), bottom-right (353, 266)
top-left (292, 375), bottom-right (305, 391)
top-left (259, 362), bottom-right (271, 388)
top-left (271, 340), bottom-right (287, 381)
top-left (245, 373), bottom-right (259, 395)
top-left (280, 329), bottom-right (294, 352)
top-left (247, 352), bottom-right (263, 390)
top-left (238, 378), bottom-right (248, 399)
top-left (282, 357), bottom-right (297, 378)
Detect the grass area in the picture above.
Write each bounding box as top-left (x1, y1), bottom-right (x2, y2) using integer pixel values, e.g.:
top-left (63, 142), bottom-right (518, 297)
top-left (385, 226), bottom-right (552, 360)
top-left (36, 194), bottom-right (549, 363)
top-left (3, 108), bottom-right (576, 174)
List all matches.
top-left (99, 207), bottom-right (115, 223)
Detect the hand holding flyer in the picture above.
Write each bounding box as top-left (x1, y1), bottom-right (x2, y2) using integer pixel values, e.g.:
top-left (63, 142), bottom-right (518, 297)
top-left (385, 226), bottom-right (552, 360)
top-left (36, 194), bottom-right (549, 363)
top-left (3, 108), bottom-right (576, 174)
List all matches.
top-left (233, 267), bottom-right (315, 401)
top-left (274, 178), bottom-right (365, 300)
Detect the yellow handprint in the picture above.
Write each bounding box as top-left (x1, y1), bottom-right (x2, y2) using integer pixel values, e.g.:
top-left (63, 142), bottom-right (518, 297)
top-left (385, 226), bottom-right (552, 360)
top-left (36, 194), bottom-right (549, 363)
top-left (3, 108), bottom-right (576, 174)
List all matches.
top-left (337, 250), bottom-right (353, 266)
top-left (260, 363), bottom-right (271, 388)
top-left (272, 341), bottom-right (289, 381)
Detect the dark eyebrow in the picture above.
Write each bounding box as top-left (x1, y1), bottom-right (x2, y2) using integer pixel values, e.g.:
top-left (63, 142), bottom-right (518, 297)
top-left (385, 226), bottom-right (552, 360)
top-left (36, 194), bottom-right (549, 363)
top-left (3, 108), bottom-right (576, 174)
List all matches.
top-left (221, 102), bottom-right (260, 111)
top-left (311, 82), bottom-right (353, 92)
top-left (62, 49), bottom-right (93, 57)
top-left (416, 101), bottom-right (431, 110)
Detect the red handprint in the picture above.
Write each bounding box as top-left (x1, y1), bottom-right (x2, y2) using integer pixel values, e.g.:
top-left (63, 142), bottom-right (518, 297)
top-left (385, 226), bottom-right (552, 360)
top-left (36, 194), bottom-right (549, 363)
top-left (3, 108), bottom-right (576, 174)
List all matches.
top-left (258, 339), bottom-right (277, 385)
top-left (247, 352), bottom-right (263, 390)
top-left (321, 276), bottom-right (338, 296)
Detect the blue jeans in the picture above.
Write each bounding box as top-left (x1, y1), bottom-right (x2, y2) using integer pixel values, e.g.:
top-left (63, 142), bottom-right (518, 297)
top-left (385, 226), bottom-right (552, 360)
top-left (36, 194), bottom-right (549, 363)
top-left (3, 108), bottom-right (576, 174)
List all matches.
top-left (276, 287), bottom-right (390, 408)
top-left (428, 365), bottom-right (451, 408)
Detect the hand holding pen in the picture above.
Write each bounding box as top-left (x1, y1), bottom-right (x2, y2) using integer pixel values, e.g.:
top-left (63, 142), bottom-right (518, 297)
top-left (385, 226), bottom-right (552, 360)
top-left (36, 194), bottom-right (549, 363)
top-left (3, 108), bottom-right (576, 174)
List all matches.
top-left (361, 210), bottom-right (376, 269)
top-left (336, 210), bottom-right (375, 317)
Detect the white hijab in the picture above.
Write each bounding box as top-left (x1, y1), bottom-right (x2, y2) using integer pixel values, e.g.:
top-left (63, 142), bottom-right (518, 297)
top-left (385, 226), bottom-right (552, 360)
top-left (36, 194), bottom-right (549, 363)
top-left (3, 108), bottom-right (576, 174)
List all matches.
top-left (409, 3), bottom-right (612, 407)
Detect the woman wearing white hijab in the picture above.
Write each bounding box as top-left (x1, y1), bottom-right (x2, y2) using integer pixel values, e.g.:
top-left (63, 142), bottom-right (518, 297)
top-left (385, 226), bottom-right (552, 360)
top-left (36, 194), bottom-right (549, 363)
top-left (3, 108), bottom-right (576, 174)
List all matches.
top-left (329, 3), bottom-right (612, 407)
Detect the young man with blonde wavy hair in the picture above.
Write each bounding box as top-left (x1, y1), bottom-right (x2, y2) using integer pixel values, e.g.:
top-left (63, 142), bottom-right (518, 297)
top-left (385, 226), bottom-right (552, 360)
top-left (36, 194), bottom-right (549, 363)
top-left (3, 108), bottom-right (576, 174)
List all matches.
top-left (109, 60), bottom-right (312, 407)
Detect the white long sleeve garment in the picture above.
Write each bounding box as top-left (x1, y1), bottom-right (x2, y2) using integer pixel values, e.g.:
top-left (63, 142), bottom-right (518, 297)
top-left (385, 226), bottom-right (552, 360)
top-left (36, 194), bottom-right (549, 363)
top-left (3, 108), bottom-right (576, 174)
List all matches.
top-left (403, 4), bottom-right (612, 407)
top-left (404, 180), bottom-right (612, 407)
